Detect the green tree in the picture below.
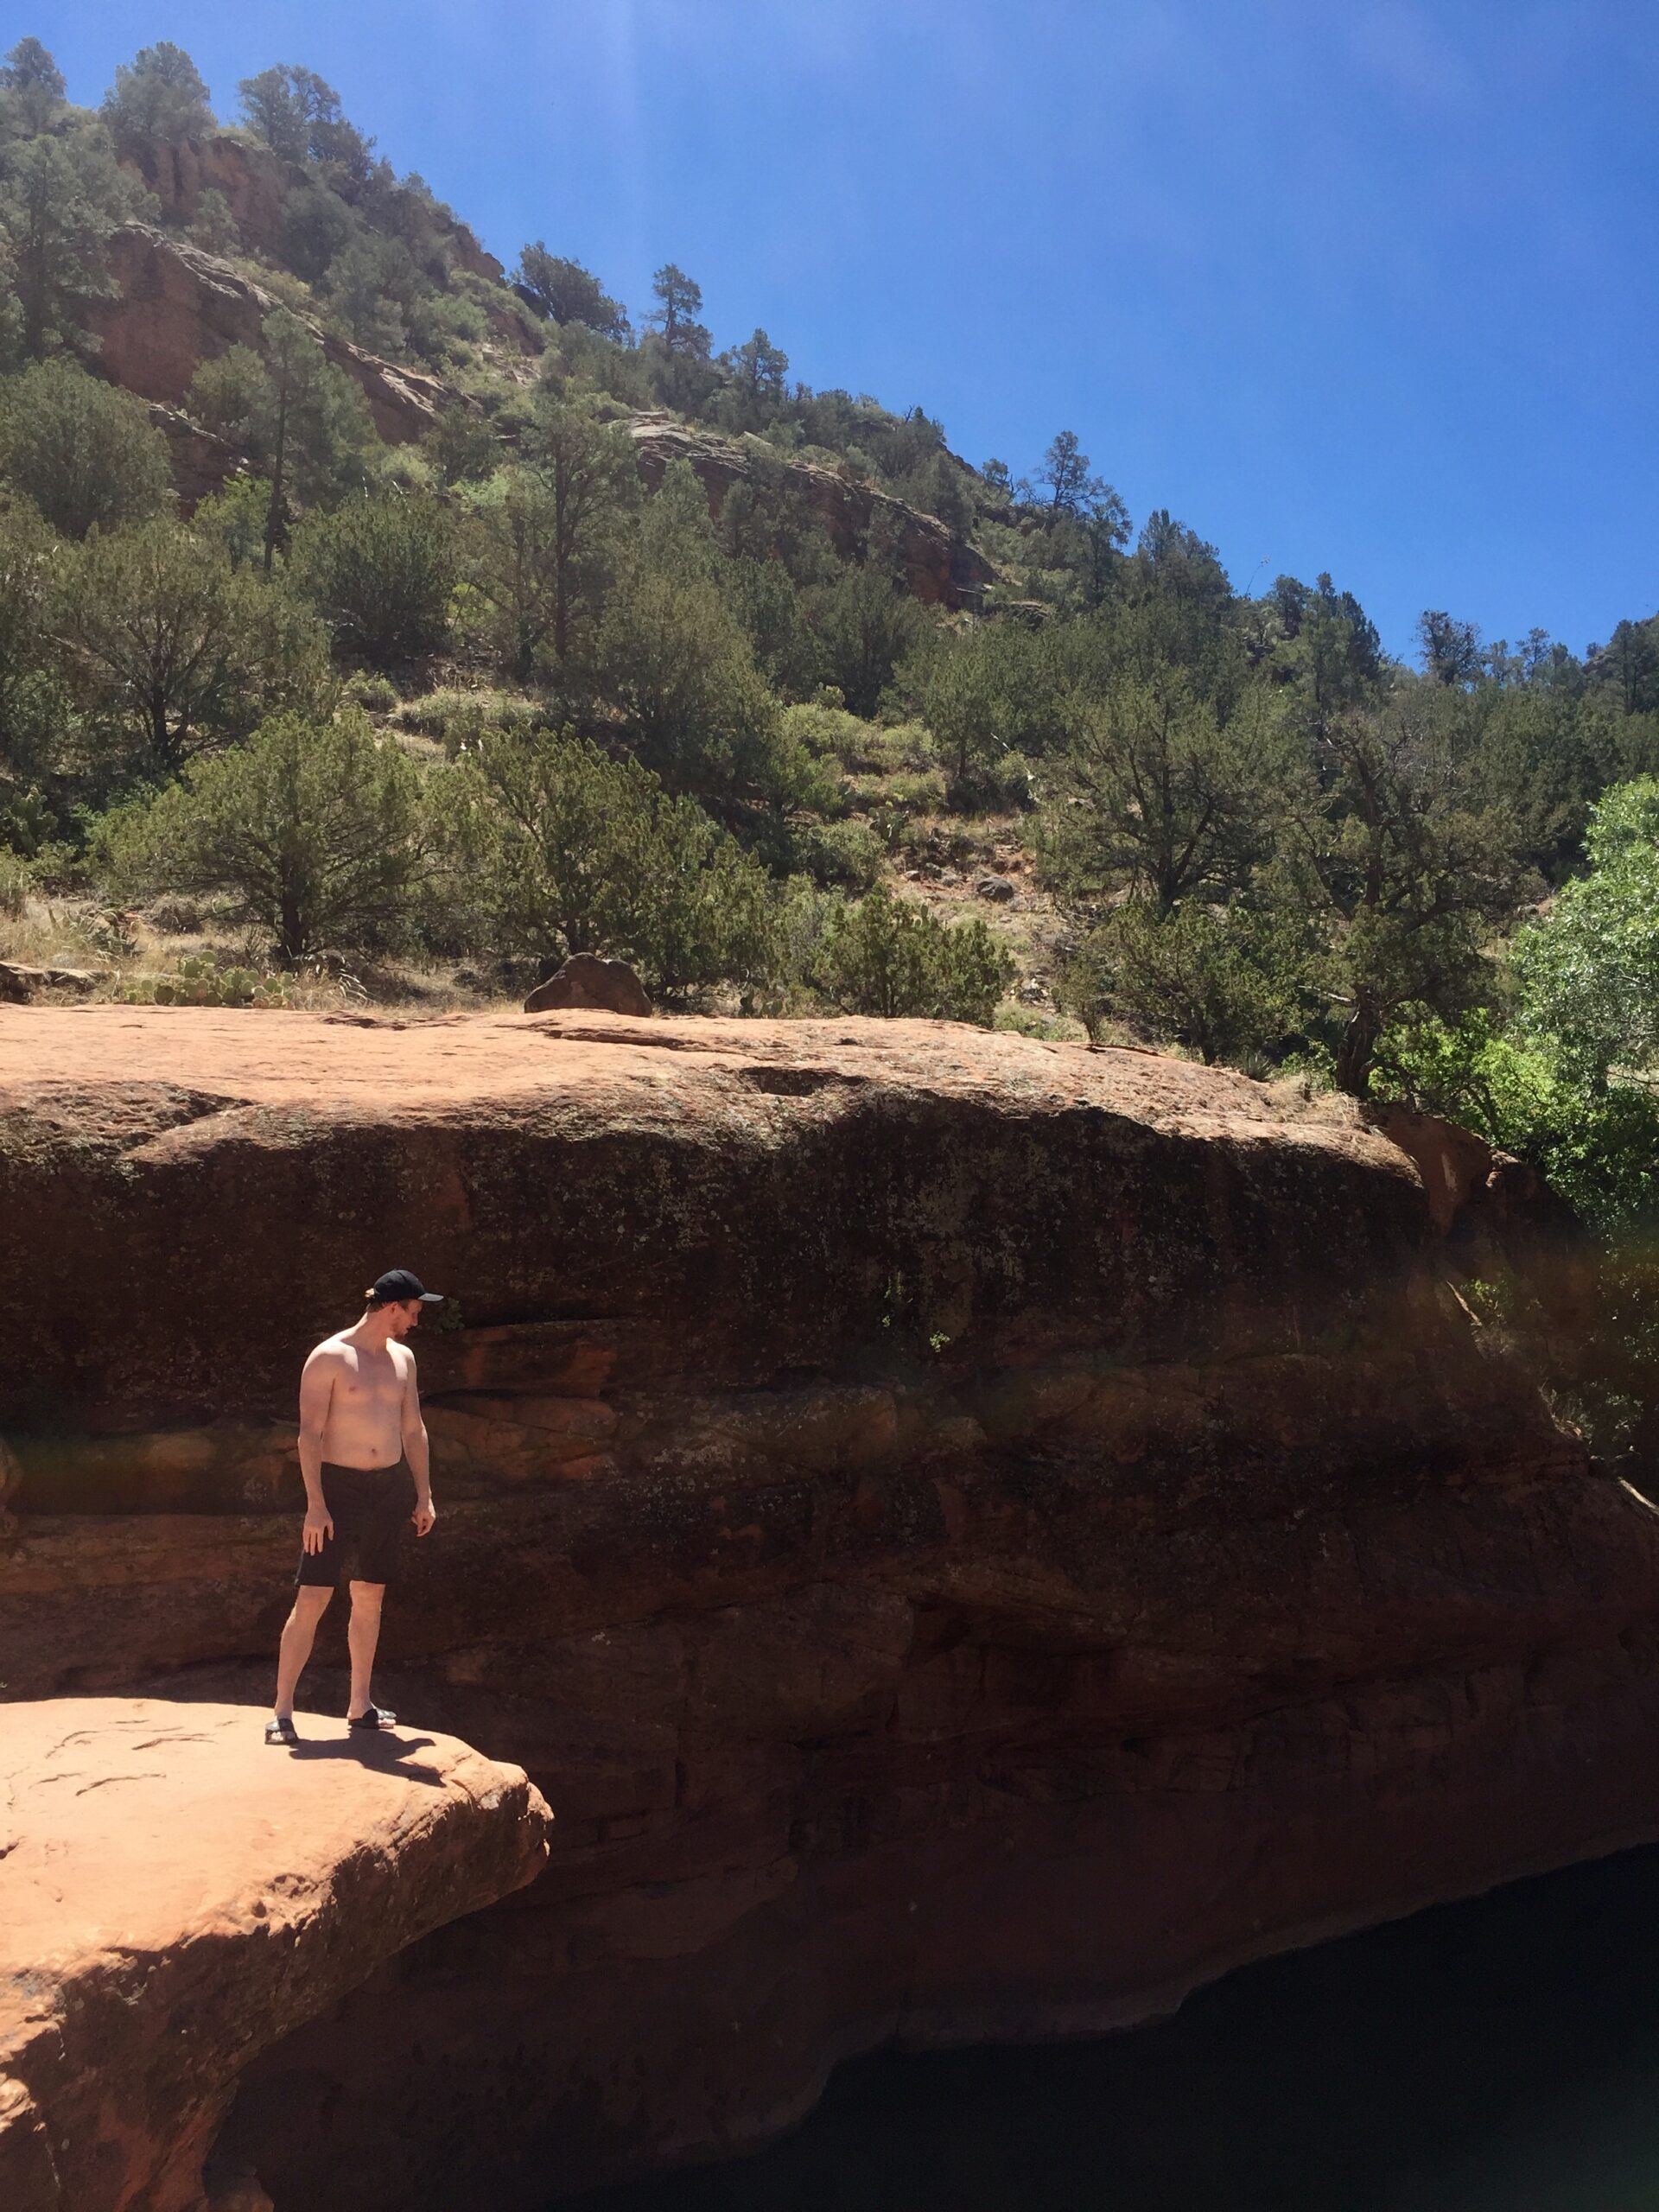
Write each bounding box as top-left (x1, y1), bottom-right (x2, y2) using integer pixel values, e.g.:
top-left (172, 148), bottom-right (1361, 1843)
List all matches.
top-left (54, 520), bottom-right (327, 772)
top-left (1038, 429), bottom-right (1109, 515)
top-left (646, 264), bottom-right (710, 356)
top-left (0, 127), bottom-right (142, 361)
top-left (293, 490), bottom-right (457, 667)
top-left (0, 360), bottom-right (172, 537)
top-left (721, 328), bottom-right (789, 427)
top-left (0, 498), bottom-right (69, 829)
top-left (1286, 690), bottom-right (1534, 1096)
top-left (514, 245), bottom-right (628, 338)
top-left (1, 38), bottom-right (67, 137)
top-left (1512, 778), bottom-right (1659, 1086)
top-left (102, 709), bottom-right (423, 963)
top-left (188, 310), bottom-right (377, 565)
top-left (810, 562), bottom-right (925, 718)
top-left (238, 66), bottom-right (362, 168)
top-left (1057, 900), bottom-right (1312, 1062)
top-left (462, 397), bottom-right (636, 675)
top-left (435, 726), bottom-right (776, 993)
top-left (1036, 665), bottom-right (1292, 916)
top-left (101, 42), bottom-right (213, 149)
top-left (598, 560), bottom-right (792, 802)
top-left (809, 880), bottom-right (1012, 1024)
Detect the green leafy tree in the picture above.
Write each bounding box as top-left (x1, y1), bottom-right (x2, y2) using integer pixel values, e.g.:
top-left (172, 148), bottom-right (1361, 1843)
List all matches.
top-left (435, 726), bottom-right (776, 994)
top-left (1418, 608), bottom-right (1484, 687)
top-left (0, 126), bottom-right (143, 361)
top-left (1036, 665), bottom-right (1292, 916)
top-left (1512, 778), bottom-right (1659, 1086)
top-left (810, 562), bottom-right (925, 718)
top-left (647, 264), bottom-right (710, 356)
top-left (188, 186), bottom-right (238, 255)
top-left (1285, 690), bottom-right (1535, 1096)
top-left (598, 561), bottom-right (791, 802)
top-left (0, 497), bottom-right (69, 829)
top-left (1057, 900), bottom-right (1312, 1062)
top-left (514, 245), bottom-right (628, 338)
top-left (721, 327), bottom-right (789, 427)
top-left (101, 42), bottom-right (213, 149)
top-left (462, 397), bottom-right (636, 676)
top-left (188, 310), bottom-right (377, 566)
top-left (238, 66), bottom-right (365, 168)
top-left (1038, 429), bottom-right (1109, 515)
top-left (102, 709), bottom-right (423, 963)
top-left (0, 360), bottom-right (172, 537)
top-left (1, 38), bottom-right (67, 137)
top-left (292, 490), bottom-right (457, 668)
top-left (54, 521), bottom-right (328, 772)
top-left (809, 880), bottom-right (1012, 1024)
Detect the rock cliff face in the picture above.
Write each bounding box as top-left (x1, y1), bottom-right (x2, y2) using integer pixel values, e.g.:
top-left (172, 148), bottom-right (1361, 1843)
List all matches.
top-left (3, 1007), bottom-right (1657, 2205)
top-left (85, 225), bottom-right (464, 445)
top-left (627, 413), bottom-right (1000, 610)
top-left (0, 1697), bottom-right (550, 2212)
top-left (121, 129), bottom-right (506, 286)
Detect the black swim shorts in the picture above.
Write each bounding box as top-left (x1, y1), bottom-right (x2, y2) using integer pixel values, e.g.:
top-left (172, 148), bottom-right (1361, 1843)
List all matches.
top-left (295, 1460), bottom-right (415, 1588)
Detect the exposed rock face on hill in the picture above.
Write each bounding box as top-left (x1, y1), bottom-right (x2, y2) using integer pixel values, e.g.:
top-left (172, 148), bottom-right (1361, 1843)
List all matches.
top-left (121, 128), bottom-right (506, 286)
top-left (627, 413), bottom-right (1001, 609)
top-left (86, 224), bottom-right (463, 444)
top-left (0, 1696), bottom-right (550, 2212)
top-left (2, 1007), bottom-right (1656, 2204)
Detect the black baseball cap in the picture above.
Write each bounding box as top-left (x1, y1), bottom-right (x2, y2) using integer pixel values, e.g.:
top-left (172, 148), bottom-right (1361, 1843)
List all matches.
top-left (365, 1268), bottom-right (443, 1307)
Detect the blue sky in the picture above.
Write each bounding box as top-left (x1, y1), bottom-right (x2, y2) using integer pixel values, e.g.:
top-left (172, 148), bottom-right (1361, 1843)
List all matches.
top-left (27, 2), bottom-right (1659, 659)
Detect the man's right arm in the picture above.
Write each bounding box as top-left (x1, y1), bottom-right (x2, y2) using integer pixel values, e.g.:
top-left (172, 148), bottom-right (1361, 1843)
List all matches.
top-left (297, 1349), bottom-right (335, 1551)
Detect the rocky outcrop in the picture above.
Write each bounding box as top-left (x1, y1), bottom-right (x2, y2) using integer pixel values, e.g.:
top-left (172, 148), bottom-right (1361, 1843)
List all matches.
top-left (86, 226), bottom-right (466, 444)
top-left (524, 953), bottom-right (652, 1017)
top-left (1, 1007), bottom-right (1656, 2205)
top-left (0, 1697), bottom-right (550, 2212)
top-left (627, 413), bottom-right (1001, 610)
top-left (122, 129), bottom-right (506, 288)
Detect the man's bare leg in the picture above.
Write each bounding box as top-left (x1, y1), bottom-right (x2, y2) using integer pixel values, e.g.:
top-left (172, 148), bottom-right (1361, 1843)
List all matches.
top-left (346, 1580), bottom-right (389, 1723)
top-left (274, 1586), bottom-right (333, 1720)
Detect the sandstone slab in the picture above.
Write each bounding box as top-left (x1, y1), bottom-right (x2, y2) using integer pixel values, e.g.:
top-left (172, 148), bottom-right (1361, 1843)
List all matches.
top-left (0, 1698), bottom-right (550, 2212)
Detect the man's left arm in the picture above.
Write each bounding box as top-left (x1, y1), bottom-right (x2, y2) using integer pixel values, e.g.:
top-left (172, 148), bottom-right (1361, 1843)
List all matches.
top-left (401, 1351), bottom-right (435, 1536)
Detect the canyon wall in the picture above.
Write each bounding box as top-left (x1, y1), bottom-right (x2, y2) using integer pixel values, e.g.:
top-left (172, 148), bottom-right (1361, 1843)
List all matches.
top-left (3, 1007), bottom-right (1657, 2205)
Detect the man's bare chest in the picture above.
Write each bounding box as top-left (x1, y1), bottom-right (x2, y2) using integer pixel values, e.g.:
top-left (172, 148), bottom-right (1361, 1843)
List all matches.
top-left (334, 1351), bottom-right (403, 1416)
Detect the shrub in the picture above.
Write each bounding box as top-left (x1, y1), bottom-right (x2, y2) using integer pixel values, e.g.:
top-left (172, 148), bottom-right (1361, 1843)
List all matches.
top-left (0, 361), bottom-right (172, 538)
top-left (809, 881), bottom-right (1013, 1024)
top-left (99, 709), bottom-right (427, 963)
top-left (293, 492), bottom-right (457, 668)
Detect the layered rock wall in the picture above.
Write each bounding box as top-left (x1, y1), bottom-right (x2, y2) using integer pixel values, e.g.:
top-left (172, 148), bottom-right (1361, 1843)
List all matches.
top-left (2, 1007), bottom-right (1656, 2204)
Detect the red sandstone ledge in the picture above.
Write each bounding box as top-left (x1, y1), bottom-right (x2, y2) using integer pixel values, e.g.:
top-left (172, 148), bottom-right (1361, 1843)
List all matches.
top-left (0, 1698), bottom-right (550, 2212)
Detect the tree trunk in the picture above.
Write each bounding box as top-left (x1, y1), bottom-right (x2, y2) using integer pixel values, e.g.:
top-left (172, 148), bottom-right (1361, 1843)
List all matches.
top-left (1335, 991), bottom-right (1382, 1098)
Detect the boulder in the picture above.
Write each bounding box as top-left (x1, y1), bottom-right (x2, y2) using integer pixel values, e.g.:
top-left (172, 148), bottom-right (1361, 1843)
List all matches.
top-left (523, 952), bottom-right (652, 1017)
top-left (976, 872), bottom-right (1017, 902)
top-left (0, 1697), bottom-right (550, 2212)
top-left (0, 1006), bottom-right (1653, 2204)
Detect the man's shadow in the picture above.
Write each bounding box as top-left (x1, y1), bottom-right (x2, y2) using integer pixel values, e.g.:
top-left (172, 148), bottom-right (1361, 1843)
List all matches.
top-left (280, 1732), bottom-right (445, 1783)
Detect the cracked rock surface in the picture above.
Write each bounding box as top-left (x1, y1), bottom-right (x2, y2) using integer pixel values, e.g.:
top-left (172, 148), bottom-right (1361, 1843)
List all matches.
top-left (0, 1698), bottom-right (550, 2212)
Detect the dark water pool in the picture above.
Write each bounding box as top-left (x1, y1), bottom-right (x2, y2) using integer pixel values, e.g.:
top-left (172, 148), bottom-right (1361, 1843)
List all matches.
top-left (567, 1840), bottom-right (1659, 2212)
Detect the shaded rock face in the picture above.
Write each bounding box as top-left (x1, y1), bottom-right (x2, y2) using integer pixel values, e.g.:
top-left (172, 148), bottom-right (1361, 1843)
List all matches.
top-left (627, 413), bottom-right (1000, 611)
top-left (524, 952), bottom-right (652, 1018)
top-left (0, 1697), bottom-right (550, 2212)
top-left (86, 225), bottom-right (463, 444)
top-left (2, 1008), bottom-right (1657, 2205)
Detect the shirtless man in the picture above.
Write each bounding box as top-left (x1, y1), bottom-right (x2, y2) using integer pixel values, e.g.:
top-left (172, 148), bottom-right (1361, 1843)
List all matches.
top-left (266, 1268), bottom-right (442, 1745)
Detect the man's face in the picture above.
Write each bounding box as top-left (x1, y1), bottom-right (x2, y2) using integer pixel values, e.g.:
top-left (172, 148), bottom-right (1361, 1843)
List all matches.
top-left (384, 1299), bottom-right (423, 1338)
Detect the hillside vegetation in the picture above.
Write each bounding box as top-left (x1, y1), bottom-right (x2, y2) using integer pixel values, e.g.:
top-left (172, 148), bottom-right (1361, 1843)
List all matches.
top-left (6, 35), bottom-right (1659, 1266)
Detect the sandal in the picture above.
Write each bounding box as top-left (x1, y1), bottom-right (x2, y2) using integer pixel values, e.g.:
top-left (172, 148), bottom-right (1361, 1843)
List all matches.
top-left (265, 1715), bottom-right (299, 1746)
top-left (347, 1704), bottom-right (397, 1732)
